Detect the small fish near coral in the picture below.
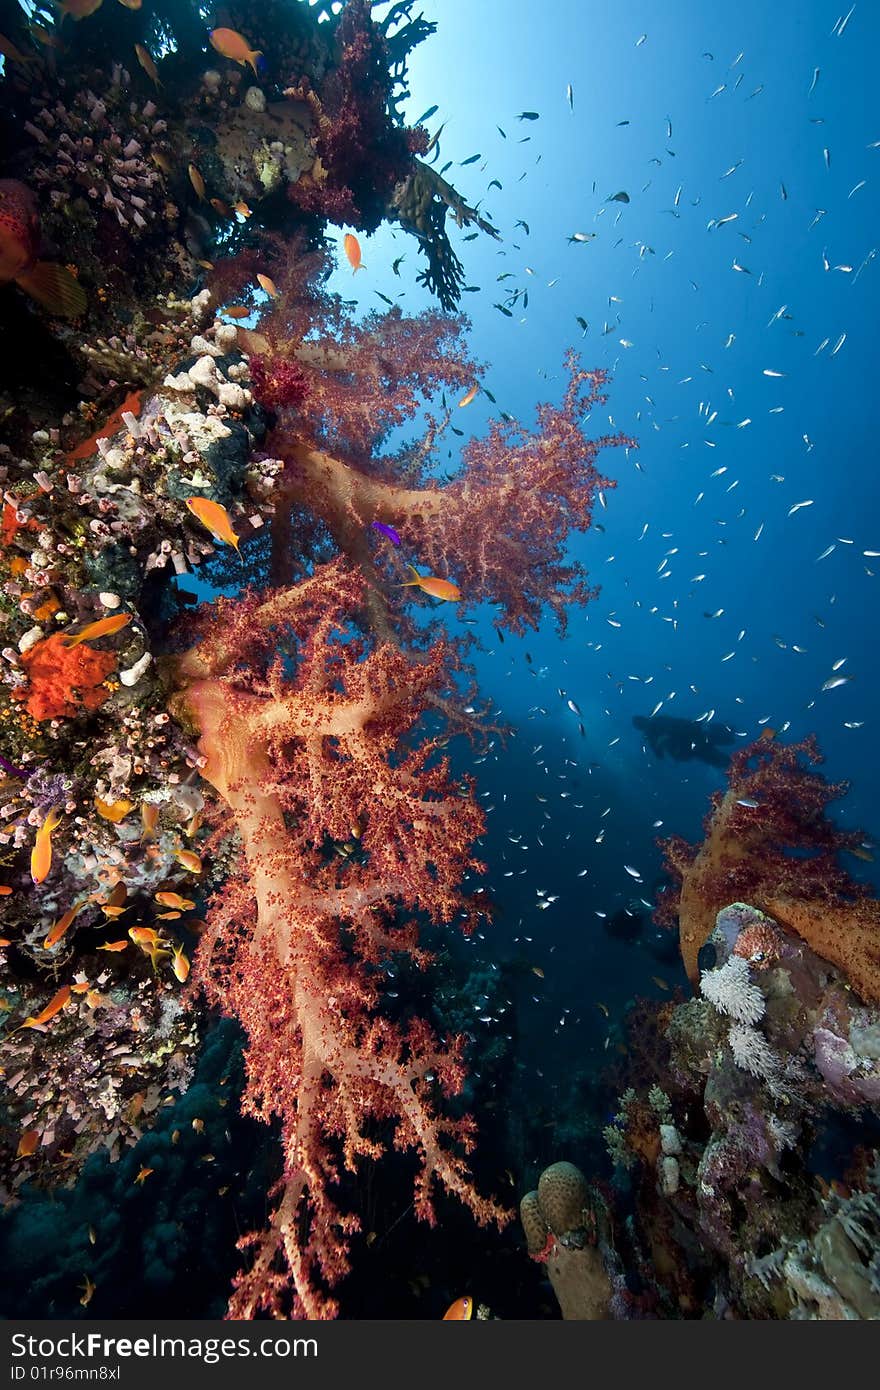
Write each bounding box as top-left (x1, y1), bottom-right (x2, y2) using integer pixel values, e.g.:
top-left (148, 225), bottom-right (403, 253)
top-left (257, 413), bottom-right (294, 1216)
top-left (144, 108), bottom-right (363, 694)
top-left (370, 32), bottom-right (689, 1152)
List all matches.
top-left (209, 28), bottom-right (264, 79)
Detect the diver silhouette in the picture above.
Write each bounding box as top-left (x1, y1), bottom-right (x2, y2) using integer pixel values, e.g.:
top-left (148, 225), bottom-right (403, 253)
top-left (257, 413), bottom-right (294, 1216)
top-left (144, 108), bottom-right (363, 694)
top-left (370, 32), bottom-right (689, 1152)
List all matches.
top-left (632, 713), bottom-right (735, 769)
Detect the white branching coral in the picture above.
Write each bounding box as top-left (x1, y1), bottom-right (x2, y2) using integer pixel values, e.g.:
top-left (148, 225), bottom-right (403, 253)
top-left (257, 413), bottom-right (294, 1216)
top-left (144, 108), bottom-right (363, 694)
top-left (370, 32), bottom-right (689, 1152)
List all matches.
top-left (700, 953), bottom-right (765, 1025)
top-left (728, 1023), bottom-right (777, 1078)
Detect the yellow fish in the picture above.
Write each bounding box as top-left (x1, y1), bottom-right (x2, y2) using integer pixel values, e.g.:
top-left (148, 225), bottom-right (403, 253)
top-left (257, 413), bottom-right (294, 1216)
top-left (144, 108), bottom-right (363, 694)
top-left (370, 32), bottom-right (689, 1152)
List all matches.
top-left (43, 899), bottom-right (87, 949)
top-left (399, 565), bottom-right (461, 602)
top-left (12, 984), bottom-right (71, 1032)
top-left (209, 27), bottom-right (263, 78)
top-left (185, 497), bottom-right (241, 552)
top-left (343, 232), bottom-right (364, 273)
top-left (140, 802), bottom-right (160, 840)
top-left (175, 847), bottom-right (202, 874)
top-left (170, 942), bottom-right (190, 983)
top-left (134, 43), bottom-right (161, 88)
top-left (78, 1276), bottom-right (96, 1307)
top-left (63, 613), bottom-right (131, 647)
top-left (31, 805), bottom-right (62, 884)
top-left (16, 1129), bottom-right (40, 1158)
top-left (146, 941), bottom-right (172, 973)
top-left (188, 164), bottom-right (206, 202)
top-left (129, 927), bottom-right (165, 948)
top-left (155, 891), bottom-right (196, 910)
top-left (95, 796), bottom-right (135, 823)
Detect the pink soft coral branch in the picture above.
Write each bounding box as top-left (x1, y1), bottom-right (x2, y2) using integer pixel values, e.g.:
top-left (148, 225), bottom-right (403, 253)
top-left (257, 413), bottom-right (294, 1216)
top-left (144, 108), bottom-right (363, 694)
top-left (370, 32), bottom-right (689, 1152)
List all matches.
top-left (174, 562), bottom-right (508, 1318)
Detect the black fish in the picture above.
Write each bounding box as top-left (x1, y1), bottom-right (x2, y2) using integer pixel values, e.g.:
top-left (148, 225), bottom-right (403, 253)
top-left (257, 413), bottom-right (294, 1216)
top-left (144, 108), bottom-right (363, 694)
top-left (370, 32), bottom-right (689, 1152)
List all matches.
top-left (607, 191), bottom-right (630, 203)
top-left (461, 153), bottom-right (481, 166)
top-left (415, 104), bottom-right (439, 124)
top-left (518, 111), bottom-right (540, 121)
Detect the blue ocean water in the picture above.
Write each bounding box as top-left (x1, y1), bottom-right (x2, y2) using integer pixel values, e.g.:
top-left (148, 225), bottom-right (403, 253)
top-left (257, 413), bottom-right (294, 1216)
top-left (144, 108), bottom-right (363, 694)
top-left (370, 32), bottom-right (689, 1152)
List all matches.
top-left (316, 0), bottom-right (879, 1096)
top-left (1, 0), bottom-right (877, 1321)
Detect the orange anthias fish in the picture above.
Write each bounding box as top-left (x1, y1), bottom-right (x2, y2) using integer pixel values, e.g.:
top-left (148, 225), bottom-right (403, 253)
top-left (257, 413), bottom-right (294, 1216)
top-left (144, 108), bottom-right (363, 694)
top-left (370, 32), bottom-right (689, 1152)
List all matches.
top-left (170, 942), bottom-right (190, 984)
top-left (175, 847), bottom-right (202, 874)
top-left (117, 0), bottom-right (141, 8)
top-left (133, 1166), bottom-right (154, 1185)
top-left (155, 892), bottom-right (196, 911)
top-left (140, 802), bottom-right (160, 840)
top-left (65, 389), bottom-right (143, 465)
top-left (12, 984), bottom-right (72, 1032)
top-left (400, 565), bottom-right (461, 602)
top-left (343, 233), bottom-right (364, 273)
top-left (209, 27), bottom-right (263, 78)
top-left (221, 305), bottom-right (251, 319)
top-left (129, 926), bottom-right (165, 948)
top-left (458, 384), bottom-right (479, 408)
top-left (185, 497), bottom-right (241, 552)
top-left (188, 164), bottom-right (206, 202)
top-left (31, 805), bottom-right (62, 885)
top-left (43, 898), bottom-right (87, 949)
top-left (134, 43), bottom-right (161, 87)
top-left (442, 1296), bottom-right (473, 1320)
top-left (97, 939), bottom-right (129, 952)
top-left (95, 796), bottom-right (135, 823)
top-left (233, 201), bottom-right (252, 220)
top-left (16, 1129), bottom-right (40, 1158)
top-left (256, 273), bottom-right (279, 298)
top-left (0, 180), bottom-right (86, 317)
top-left (63, 613), bottom-right (131, 647)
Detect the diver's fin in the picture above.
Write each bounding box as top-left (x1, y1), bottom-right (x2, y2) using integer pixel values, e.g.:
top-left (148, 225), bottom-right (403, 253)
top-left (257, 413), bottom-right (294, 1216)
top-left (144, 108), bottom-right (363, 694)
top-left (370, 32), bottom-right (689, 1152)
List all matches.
top-left (16, 261), bottom-right (86, 318)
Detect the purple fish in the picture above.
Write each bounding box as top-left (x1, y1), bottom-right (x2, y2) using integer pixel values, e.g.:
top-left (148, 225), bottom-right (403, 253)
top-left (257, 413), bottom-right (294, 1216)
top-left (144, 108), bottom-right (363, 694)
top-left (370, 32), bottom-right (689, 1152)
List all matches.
top-left (370, 521), bottom-right (401, 546)
top-left (0, 753), bottom-right (29, 779)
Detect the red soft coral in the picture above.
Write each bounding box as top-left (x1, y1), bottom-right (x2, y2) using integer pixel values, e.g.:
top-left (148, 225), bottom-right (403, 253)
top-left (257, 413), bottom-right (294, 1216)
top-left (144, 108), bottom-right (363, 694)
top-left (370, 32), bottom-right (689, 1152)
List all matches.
top-left (15, 632), bottom-right (116, 721)
top-left (286, 1), bottom-right (427, 232)
top-left (172, 562), bottom-right (509, 1319)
